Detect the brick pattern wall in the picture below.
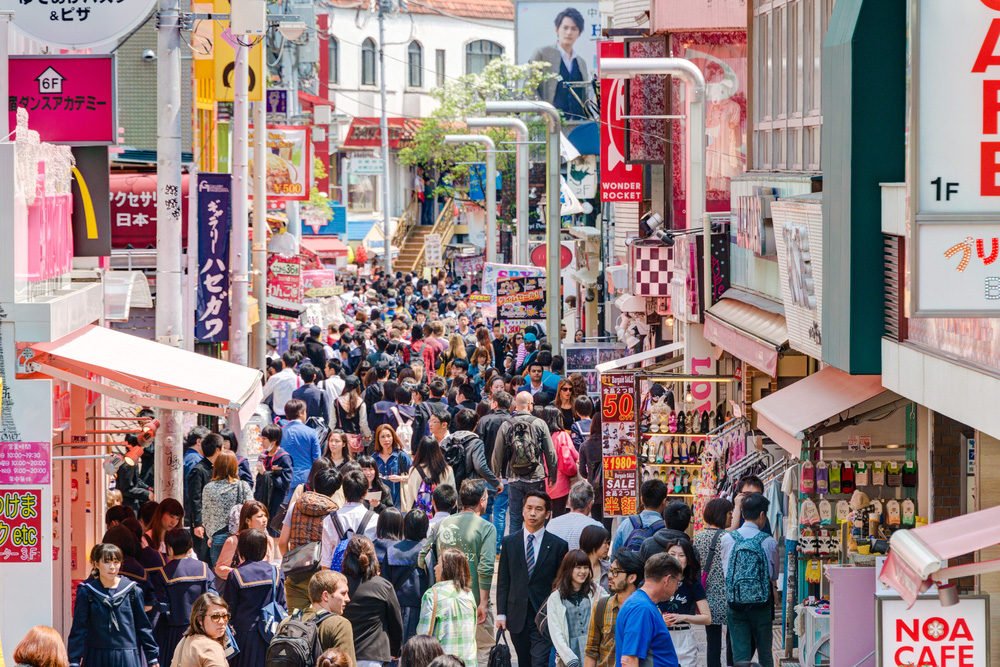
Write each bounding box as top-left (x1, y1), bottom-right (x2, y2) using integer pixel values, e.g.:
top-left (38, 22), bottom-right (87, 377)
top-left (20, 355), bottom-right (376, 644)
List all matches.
top-left (932, 412), bottom-right (975, 591)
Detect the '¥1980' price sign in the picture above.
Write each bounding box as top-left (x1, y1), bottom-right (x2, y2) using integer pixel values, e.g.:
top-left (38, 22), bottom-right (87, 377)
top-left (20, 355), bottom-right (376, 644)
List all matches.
top-left (601, 372), bottom-right (638, 517)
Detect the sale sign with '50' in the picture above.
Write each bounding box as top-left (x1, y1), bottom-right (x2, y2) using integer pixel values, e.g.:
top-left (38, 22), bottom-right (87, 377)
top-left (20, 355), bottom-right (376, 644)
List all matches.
top-left (601, 372), bottom-right (638, 518)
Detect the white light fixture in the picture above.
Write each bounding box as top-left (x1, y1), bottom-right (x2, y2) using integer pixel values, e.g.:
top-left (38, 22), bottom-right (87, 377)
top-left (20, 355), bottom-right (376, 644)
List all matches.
top-left (278, 21), bottom-right (307, 41)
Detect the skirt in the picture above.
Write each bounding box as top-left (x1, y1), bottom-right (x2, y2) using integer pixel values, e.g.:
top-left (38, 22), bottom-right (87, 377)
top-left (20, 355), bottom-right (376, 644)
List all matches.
top-left (154, 623), bottom-right (186, 666)
top-left (229, 624), bottom-right (267, 667)
top-left (82, 648), bottom-right (144, 667)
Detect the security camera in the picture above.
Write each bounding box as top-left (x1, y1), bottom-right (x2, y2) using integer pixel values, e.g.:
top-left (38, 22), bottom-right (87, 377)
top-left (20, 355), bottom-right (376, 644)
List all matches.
top-left (142, 49), bottom-right (156, 62)
top-left (639, 211), bottom-right (665, 236)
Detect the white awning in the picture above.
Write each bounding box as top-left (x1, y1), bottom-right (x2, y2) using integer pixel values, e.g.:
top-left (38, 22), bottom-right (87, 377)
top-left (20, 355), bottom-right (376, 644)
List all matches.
top-left (27, 325), bottom-right (263, 431)
top-left (596, 341), bottom-right (684, 373)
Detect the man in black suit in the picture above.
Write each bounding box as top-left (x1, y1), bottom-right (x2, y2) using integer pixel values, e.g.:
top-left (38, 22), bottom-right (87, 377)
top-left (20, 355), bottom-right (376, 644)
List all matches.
top-left (496, 490), bottom-right (569, 667)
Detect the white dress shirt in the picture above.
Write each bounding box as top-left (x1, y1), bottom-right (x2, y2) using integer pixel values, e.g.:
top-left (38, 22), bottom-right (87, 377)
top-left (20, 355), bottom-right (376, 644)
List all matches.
top-left (319, 502), bottom-right (379, 566)
top-left (262, 367), bottom-right (299, 416)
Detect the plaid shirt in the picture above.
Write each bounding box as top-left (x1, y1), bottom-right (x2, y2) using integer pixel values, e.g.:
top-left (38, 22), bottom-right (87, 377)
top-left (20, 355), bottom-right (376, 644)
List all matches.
top-left (585, 593), bottom-right (623, 667)
top-left (416, 582), bottom-right (478, 667)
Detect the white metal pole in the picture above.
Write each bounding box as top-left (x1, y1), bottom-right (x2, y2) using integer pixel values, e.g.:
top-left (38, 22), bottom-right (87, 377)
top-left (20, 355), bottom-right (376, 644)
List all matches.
top-left (465, 117), bottom-right (529, 264)
top-left (154, 0), bottom-right (185, 498)
top-left (443, 134), bottom-right (496, 263)
top-left (229, 43), bottom-right (250, 366)
top-left (378, 0), bottom-right (392, 274)
top-left (252, 98), bottom-right (268, 372)
top-left (599, 57), bottom-right (709, 308)
top-left (484, 101), bottom-right (562, 355)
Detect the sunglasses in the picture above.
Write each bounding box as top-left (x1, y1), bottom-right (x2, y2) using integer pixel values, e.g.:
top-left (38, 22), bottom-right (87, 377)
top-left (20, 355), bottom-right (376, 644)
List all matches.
top-left (208, 612), bottom-right (231, 622)
top-left (560, 387), bottom-right (572, 392)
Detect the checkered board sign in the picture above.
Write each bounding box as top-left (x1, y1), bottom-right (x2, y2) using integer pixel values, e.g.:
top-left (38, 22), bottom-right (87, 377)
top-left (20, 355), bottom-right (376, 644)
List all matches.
top-left (631, 243), bottom-right (672, 297)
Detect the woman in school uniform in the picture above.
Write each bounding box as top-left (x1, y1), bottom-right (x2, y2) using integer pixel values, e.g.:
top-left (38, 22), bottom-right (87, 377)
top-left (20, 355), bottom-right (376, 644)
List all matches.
top-left (222, 529), bottom-right (286, 667)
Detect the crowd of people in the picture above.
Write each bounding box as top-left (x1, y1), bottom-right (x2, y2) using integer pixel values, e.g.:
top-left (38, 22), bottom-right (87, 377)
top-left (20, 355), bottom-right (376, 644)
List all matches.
top-left (16, 269), bottom-right (781, 667)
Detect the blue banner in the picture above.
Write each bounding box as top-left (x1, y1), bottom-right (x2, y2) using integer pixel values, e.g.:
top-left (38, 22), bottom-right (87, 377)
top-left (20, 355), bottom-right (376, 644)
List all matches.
top-left (469, 163), bottom-right (502, 202)
top-left (195, 173), bottom-right (232, 342)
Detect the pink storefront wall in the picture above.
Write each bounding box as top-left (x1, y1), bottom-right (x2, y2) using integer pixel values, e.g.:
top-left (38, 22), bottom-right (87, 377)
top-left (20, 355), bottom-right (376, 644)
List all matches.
top-left (651, 0), bottom-right (747, 32)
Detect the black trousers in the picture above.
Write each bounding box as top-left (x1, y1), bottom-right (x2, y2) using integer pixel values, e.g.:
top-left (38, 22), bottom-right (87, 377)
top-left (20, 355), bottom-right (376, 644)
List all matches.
top-left (706, 623), bottom-right (734, 667)
top-left (509, 610), bottom-right (551, 667)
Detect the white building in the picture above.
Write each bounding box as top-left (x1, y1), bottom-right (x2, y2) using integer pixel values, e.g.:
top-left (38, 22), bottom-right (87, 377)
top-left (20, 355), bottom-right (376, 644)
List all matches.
top-left (324, 0), bottom-right (515, 219)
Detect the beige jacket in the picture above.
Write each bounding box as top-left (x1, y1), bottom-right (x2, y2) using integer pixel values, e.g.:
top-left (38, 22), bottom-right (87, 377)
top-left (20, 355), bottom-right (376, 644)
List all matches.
top-left (170, 634), bottom-right (227, 667)
top-left (400, 463), bottom-right (455, 512)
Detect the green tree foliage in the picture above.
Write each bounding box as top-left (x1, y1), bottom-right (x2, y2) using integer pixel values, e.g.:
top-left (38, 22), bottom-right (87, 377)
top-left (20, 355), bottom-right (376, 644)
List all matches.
top-left (398, 58), bottom-right (553, 219)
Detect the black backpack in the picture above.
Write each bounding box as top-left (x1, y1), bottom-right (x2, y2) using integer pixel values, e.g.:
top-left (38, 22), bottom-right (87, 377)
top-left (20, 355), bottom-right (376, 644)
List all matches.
top-left (442, 434), bottom-right (472, 490)
top-left (265, 610), bottom-right (331, 667)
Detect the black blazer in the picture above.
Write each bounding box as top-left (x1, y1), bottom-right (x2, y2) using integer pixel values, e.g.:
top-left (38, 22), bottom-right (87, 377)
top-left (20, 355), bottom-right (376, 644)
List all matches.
top-left (497, 529), bottom-right (569, 633)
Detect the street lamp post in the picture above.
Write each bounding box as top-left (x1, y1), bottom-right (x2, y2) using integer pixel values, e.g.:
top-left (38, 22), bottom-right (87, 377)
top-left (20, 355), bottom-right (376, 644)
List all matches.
top-left (598, 57), bottom-right (710, 310)
top-left (443, 134), bottom-right (497, 264)
top-left (465, 117), bottom-right (529, 265)
top-left (484, 101), bottom-right (562, 355)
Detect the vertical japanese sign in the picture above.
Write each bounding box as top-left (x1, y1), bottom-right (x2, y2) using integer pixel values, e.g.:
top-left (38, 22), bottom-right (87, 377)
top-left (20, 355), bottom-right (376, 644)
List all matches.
top-left (599, 40), bottom-right (643, 201)
top-left (601, 372), bottom-right (637, 517)
top-left (0, 490), bottom-right (42, 563)
top-left (195, 174), bottom-right (232, 343)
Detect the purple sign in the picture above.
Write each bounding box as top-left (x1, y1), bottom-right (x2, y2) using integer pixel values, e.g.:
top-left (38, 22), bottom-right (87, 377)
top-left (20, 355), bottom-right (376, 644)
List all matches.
top-left (0, 442), bottom-right (51, 485)
top-left (195, 173), bottom-right (232, 342)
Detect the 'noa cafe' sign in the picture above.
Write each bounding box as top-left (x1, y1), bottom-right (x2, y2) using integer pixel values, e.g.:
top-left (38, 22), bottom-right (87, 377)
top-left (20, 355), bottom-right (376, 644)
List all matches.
top-left (878, 597), bottom-right (989, 667)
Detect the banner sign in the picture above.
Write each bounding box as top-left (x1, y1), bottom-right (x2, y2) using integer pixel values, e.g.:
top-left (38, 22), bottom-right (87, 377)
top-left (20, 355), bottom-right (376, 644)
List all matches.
top-left (480, 262), bottom-right (545, 317)
top-left (250, 125), bottom-right (312, 202)
top-left (497, 275), bottom-right (546, 323)
top-left (0, 442), bottom-right (51, 485)
top-left (212, 0), bottom-right (264, 102)
top-left (195, 174), bottom-right (232, 342)
top-left (601, 372), bottom-right (637, 517)
top-left (425, 233), bottom-right (443, 269)
top-left (598, 41), bottom-right (643, 202)
top-left (912, 2), bottom-right (1000, 315)
top-left (0, 489), bottom-right (42, 563)
top-left (877, 596), bottom-right (989, 667)
top-left (268, 254), bottom-right (303, 303)
top-left (302, 269), bottom-right (339, 298)
top-left (8, 56), bottom-right (116, 144)
top-left (454, 254), bottom-right (485, 277)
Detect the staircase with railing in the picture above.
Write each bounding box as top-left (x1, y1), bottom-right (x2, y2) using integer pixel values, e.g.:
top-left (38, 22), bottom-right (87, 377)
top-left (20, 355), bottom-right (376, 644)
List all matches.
top-left (396, 199), bottom-right (457, 273)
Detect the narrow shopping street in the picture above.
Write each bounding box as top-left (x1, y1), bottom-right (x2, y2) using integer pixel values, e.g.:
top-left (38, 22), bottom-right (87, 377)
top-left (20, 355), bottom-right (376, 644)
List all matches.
top-left (0, 1), bottom-right (997, 667)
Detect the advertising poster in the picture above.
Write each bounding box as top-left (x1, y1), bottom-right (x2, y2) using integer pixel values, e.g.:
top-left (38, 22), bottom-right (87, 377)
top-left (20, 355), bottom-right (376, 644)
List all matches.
top-left (601, 372), bottom-right (637, 517)
top-left (267, 254), bottom-right (303, 303)
top-left (195, 174), bottom-right (232, 342)
top-left (302, 269), bottom-right (339, 298)
top-left (0, 489), bottom-right (42, 563)
top-left (497, 276), bottom-right (546, 328)
top-left (516, 1), bottom-right (600, 120)
top-left (480, 262), bottom-right (545, 317)
top-left (0, 442), bottom-right (51, 485)
top-left (249, 125), bottom-right (312, 201)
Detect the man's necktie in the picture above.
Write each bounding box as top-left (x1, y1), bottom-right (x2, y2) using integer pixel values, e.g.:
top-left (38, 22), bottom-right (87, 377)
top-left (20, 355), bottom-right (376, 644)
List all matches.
top-left (526, 533), bottom-right (536, 577)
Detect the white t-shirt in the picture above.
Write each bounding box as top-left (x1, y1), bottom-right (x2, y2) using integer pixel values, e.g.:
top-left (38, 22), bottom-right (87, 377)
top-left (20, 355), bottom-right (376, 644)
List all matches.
top-left (319, 502), bottom-right (379, 566)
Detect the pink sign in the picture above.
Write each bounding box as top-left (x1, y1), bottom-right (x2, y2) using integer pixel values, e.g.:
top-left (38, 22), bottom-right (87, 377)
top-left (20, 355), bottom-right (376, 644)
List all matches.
top-left (0, 442), bottom-right (51, 485)
top-left (268, 254), bottom-right (303, 302)
top-left (598, 41), bottom-right (643, 202)
top-left (8, 55), bottom-right (116, 145)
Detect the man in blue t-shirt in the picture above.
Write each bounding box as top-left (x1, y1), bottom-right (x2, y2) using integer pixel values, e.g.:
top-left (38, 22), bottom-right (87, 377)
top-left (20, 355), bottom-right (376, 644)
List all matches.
top-left (615, 552), bottom-right (683, 667)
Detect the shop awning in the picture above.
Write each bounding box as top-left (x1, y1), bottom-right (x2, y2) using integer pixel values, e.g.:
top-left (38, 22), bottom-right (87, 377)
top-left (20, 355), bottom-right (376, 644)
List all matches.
top-left (704, 298), bottom-right (788, 376)
top-left (880, 505), bottom-right (1000, 606)
top-left (26, 325), bottom-right (263, 431)
top-left (752, 367), bottom-right (886, 457)
top-left (596, 341), bottom-right (684, 373)
top-left (103, 271), bottom-right (153, 322)
top-left (301, 236), bottom-right (350, 258)
top-left (342, 117), bottom-right (421, 149)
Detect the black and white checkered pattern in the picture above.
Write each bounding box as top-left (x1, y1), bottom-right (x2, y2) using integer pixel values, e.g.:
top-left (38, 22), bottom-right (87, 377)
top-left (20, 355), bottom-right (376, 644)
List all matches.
top-left (631, 243), bottom-right (672, 297)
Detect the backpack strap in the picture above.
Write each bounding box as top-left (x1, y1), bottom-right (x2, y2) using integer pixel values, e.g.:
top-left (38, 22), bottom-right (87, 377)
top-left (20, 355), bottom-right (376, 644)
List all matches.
top-left (629, 515), bottom-right (641, 530)
top-left (595, 595), bottom-right (611, 631)
top-left (329, 510), bottom-right (347, 541)
top-left (357, 510), bottom-right (375, 537)
top-left (703, 528), bottom-right (724, 578)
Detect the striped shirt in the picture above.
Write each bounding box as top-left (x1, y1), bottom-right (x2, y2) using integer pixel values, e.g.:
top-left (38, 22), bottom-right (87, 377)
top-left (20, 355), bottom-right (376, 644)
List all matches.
top-left (585, 593), bottom-right (625, 667)
top-left (416, 581), bottom-right (478, 666)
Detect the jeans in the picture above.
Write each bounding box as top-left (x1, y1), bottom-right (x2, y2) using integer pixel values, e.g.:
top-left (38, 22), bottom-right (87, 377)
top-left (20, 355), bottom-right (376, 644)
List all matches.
top-left (507, 480), bottom-right (545, 536)
top-left (485, 487), bottom-right (509, 552)
top-left (727, 605), bottom-right (772, 667)
top-left (209, 531), bottom-right (229, 567)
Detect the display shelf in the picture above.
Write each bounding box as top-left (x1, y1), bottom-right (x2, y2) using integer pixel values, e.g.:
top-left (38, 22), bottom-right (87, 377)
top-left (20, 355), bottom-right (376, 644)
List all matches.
top-left (639, 462), bottom-right (704, 468)
top-left (641, 432), bottom-right (710, 439)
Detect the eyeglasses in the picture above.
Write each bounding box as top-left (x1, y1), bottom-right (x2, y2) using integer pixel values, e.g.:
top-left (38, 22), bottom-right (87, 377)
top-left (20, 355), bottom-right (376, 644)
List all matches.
top-left (208, 612), bottom-right (231, 622)
top-left (608, 567), bottom-right (624, 576)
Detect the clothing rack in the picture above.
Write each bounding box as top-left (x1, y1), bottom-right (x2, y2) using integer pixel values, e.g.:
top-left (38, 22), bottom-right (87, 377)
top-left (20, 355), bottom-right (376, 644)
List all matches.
top-left (706, 415), bottom-right (748, 439)
top-left (760, 457), bottom-right (797, 486)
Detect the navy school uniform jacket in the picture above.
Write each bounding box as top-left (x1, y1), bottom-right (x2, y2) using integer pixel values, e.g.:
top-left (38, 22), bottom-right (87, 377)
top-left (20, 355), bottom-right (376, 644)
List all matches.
top-left (148, 557), bottom-right (212, 665)
top-left (67, 576), bottom-right (160, 667)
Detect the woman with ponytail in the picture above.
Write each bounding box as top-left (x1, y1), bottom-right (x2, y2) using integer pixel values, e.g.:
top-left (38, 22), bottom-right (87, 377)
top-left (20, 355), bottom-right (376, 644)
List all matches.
top-left (341, 536), bottom-right (404, 667)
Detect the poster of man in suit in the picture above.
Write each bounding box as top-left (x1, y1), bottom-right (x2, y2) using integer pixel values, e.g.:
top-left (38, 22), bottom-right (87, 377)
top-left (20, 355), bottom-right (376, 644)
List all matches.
top-left (516, 1), bottom-right (599, 120)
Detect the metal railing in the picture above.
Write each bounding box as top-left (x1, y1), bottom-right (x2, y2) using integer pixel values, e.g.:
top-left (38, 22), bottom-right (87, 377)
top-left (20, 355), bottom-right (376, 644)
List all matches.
top-left (411, 199), bottom-right (456, 272)
top-left (392, 199), bottom-right (420, 252)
